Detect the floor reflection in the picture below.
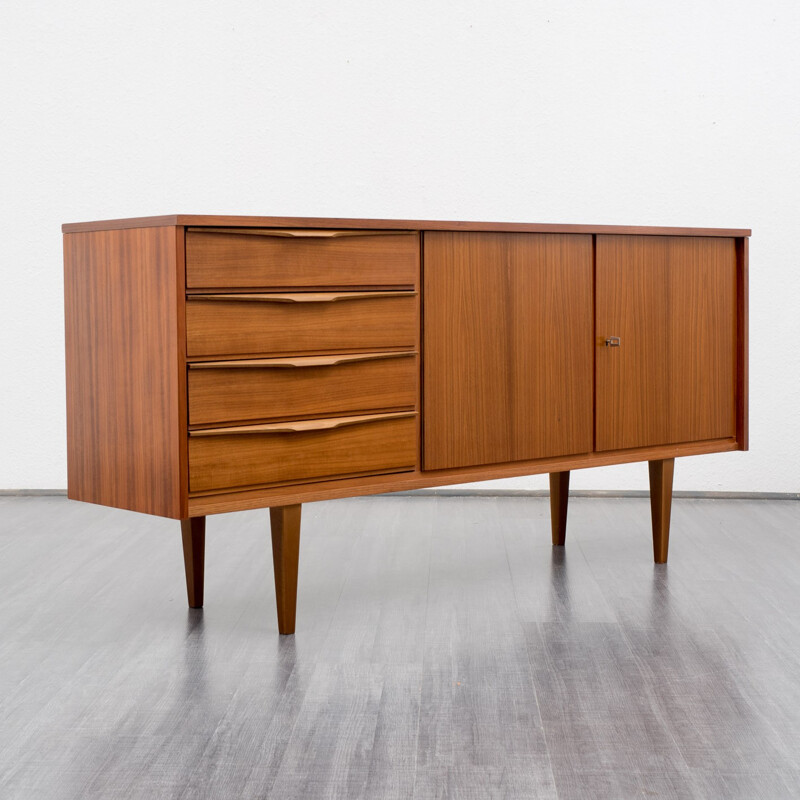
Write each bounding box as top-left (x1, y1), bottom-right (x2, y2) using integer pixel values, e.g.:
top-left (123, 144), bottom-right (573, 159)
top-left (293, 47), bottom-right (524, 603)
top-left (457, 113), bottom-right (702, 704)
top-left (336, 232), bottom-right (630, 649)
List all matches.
top-left (536, 542), bottom-right (792, 778)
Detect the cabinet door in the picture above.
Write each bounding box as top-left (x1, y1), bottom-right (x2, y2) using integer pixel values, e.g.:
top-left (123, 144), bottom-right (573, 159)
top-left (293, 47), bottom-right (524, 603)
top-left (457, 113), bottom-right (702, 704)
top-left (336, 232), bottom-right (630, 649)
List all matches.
top-left (423, 232), bottom-right (593, 470)
top-left (595, 235), bottom-right (736, 451)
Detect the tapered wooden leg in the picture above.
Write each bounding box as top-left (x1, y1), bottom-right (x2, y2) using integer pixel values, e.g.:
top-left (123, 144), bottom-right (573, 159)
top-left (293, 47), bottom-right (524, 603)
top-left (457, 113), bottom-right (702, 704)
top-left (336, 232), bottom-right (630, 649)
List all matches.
top-left (180, 517), bottom-right (205, 608)
top-left (648, 458), bottom-right (675, 564)
top-left (270, 504), bottom-right (302, 635)
top-left (549, 471), bottom-right (570, 546)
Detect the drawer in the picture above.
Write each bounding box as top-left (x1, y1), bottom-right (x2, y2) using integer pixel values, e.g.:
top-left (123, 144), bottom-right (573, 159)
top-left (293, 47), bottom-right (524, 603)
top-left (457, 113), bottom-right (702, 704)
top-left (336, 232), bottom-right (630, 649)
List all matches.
top-left (188, 352), bottom-right (417, 426)
top-left (189, 412), bottom-right (417, 493)
top-left (186, 228), bottom-right (419, 289)
top-left (186, 291), bottom-right (417, 358)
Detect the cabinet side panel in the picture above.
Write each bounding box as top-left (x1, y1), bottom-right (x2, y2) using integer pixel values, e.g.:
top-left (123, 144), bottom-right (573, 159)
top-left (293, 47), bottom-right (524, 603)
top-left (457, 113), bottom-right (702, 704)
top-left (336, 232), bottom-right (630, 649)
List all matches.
top-left (735, 237), bottom-right (749, 450)
top-left (64, 226), bottom-right (183, 517)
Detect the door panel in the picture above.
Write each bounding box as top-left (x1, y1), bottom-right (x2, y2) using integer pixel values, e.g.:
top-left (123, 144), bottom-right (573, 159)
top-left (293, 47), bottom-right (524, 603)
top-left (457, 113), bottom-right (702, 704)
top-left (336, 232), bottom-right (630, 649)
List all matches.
top-left (595, 235), bottom-right (736, 451)
top-left (423, 232), bottom-right (593, 470)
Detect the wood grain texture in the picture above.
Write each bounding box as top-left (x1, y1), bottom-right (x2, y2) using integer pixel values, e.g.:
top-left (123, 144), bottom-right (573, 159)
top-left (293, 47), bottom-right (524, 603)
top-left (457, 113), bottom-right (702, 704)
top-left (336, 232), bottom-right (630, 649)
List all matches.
top-left (648, 458), bottom-right (674, 563)
top-left (63, 214), bottom-right (751, 237)
top-left (180, 516), bottom-right (205, 607)
top-left (188, 352), bottom-right (417, 427)
top-left (423, 232), bottom-right (593, 470)
top-left (188, 437), bottom-right (738, 517)
top-left (595, 235), bottom-right (737, 451)
top-left (63, 226), bottom-right (185, 518)
top-left (549, 472), bottom-right (570, 546)
top-left (186, 229), bottom-right (419, 289)
top-left (186, 292), bottom-right (417, 358)
top-left (189, 414), bottom-right (417, 494)
top-left (269, 504), bottom-right (302, 634)
top-left (736, 236), bottom-right (749, 450)
top-left (175, 227), bottom-right (189, 514)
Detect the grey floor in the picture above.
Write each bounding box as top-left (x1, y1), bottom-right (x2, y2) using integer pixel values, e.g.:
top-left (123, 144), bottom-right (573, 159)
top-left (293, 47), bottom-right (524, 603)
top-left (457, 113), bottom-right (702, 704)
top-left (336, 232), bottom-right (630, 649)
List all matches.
top-left (1, 496), bottom-right (800, 799)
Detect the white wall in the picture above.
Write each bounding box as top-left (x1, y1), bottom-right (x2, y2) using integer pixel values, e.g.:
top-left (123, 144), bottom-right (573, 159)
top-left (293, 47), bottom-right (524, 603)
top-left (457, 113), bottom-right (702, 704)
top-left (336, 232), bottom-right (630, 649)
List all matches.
top-left (1, 0), bottom-right (798, 493)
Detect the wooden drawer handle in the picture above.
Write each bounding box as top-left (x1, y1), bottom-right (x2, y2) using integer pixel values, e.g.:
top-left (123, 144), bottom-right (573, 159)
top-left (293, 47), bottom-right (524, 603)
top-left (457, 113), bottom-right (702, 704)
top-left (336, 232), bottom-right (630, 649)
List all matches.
top-left (189, 291), bottom-right (417, 303)
top-left (190, 351), bottom-right (417, 369)
top-left (190, 411), bottom-right (416, 437)
top-left (187, 227), bottom-right (416, 238)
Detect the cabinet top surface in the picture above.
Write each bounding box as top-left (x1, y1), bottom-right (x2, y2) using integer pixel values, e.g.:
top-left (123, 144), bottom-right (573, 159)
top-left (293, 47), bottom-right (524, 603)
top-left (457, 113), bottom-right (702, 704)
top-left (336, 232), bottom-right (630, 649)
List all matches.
top-left (61, 215), bottom-right (751, 237)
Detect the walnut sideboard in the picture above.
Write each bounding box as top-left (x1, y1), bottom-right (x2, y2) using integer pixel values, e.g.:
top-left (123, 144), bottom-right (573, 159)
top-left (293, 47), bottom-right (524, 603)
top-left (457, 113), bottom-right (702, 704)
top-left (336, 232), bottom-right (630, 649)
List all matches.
top-left (63, 216), bottom-right (749, 634)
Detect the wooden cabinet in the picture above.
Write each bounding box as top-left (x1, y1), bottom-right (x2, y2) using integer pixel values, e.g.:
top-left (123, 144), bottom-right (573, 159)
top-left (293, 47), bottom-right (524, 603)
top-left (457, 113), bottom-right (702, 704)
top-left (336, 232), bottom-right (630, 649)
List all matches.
top-left (63, 215), bottom-right (749, 634)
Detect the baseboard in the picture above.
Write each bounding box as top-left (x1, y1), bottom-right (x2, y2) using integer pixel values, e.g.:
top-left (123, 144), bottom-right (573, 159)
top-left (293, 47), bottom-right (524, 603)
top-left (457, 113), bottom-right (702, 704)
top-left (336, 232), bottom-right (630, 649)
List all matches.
top-left (0, 489), bottom-right (68, 496)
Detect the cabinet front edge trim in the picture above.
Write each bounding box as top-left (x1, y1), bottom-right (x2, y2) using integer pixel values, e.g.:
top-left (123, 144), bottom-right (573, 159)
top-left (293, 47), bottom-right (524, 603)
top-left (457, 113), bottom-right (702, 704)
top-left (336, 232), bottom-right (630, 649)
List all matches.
top-left (187, 438), bottom-right (739, 516)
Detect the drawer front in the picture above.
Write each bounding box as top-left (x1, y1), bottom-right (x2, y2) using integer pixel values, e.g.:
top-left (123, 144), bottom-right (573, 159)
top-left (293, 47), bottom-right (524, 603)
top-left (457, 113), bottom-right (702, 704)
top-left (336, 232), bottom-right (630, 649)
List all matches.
top-left (189, 352), bottom-right (417, 426)
top-left (186, 228), bottom-right (419, 289)
top-left (189, 413), bottom-right (417, 493)
top-left (186, 292), bottom-right (417, 358)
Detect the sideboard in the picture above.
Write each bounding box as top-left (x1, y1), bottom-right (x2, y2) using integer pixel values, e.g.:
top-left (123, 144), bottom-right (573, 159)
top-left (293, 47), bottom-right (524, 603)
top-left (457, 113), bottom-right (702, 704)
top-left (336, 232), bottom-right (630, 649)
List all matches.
top-left (63, 216), bottom-right (749, 633)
